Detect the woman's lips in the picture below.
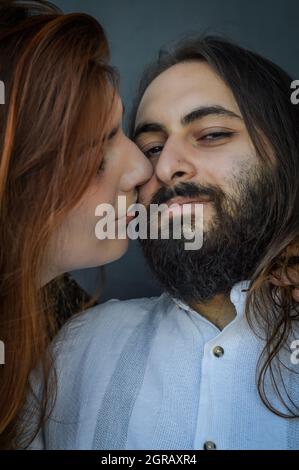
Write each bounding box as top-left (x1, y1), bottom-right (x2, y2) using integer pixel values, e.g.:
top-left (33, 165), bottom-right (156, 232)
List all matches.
top-left (125, 214), bottom-right (136, 225)
top-left (115, 198), bottom-right (138, 223)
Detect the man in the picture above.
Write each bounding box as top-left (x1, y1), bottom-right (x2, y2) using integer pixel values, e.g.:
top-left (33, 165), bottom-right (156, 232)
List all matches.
top-left (28, 36), bottom-right (299, 450)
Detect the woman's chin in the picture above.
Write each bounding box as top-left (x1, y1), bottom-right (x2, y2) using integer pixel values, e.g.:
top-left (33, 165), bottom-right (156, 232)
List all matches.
top-left (51, 239), bottom-right (130, 276)
top-left (95, 237), bottom-right (129, 266)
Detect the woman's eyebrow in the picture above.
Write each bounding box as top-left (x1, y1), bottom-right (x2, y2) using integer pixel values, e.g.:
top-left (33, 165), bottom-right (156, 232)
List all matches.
top-left (107, 104), bottom-right (126, 140)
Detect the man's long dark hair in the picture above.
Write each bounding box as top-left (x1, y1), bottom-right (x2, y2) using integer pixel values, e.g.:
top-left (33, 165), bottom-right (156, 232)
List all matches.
top-left (130, 36), bottom-right (299, 418)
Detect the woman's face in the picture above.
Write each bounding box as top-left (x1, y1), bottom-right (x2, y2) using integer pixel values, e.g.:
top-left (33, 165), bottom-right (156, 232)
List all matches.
top-left (42, 95), bottom-right (153, 285)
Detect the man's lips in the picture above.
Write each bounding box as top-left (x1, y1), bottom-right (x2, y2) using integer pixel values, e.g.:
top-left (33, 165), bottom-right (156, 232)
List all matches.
top-left (115, 196), bottom-right (211, 222)
top-left (157, 196), bottom-right (212, 220)
top-left (165, 196), bottom-right (212, 207)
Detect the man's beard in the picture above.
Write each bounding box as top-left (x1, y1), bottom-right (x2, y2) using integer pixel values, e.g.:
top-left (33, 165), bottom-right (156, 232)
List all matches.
top-left (139, 165), bottom-right (275, 304)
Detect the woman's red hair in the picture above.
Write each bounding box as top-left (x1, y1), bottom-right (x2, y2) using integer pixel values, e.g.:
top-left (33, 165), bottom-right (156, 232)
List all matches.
top-left (0, 0), bottom-right (117, 448)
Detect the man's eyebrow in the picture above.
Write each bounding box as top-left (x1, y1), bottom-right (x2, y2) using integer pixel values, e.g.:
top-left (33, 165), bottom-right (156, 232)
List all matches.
top-left (133, 105), bottom-right (242, 140)
top-left (133, 122), bottom-right (168, 140)
top-left (181, 105), bottom-right (242, 126)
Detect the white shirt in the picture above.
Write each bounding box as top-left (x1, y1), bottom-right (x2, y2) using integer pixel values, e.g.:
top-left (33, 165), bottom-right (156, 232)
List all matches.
top-left (29, 281), bottom-right (299, 449)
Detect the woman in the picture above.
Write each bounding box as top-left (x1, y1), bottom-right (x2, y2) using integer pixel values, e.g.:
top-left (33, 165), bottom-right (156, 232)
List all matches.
top-left (0, 0), bottom-right (152, 449)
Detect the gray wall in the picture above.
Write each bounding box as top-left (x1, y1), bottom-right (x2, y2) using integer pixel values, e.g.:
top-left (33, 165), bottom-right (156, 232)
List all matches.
top-left (54, 0), bottom-right (299, 301)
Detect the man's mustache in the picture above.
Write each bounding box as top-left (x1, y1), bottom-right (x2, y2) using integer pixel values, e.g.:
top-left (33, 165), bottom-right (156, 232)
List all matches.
top-left (148, 182), bottom-right (223, 207)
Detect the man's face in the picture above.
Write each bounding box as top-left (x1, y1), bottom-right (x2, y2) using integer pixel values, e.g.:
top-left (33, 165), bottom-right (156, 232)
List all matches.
top-left (135, 61), bottom-right (258, 221)
top-left (133, 61), bottom-right (274, 303)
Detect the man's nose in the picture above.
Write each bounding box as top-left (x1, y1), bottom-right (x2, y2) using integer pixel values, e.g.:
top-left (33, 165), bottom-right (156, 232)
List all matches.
top-left (155, 137), bottom-right (196, 186)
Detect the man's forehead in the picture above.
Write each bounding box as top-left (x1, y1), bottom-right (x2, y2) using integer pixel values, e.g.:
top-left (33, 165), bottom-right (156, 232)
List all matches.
top-left (135, 61), bottom-right (239, 126)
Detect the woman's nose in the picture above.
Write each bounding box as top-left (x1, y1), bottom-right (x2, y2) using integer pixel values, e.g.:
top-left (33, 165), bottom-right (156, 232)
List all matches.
top-left (120, 138), bottom-right (153, 191)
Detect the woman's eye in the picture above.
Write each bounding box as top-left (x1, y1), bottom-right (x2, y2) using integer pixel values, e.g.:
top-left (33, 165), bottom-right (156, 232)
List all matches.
top-left (200, 131), bottom-right (235, 142)
top-left (97, 159), bottom-right (106, 174)
top-left (143, 145), bottom-right (163, 159)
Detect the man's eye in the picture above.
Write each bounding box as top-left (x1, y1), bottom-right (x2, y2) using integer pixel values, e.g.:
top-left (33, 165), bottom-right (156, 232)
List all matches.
top-left (143, 145), bottom-right (163, 158)
top-left (200, 131), bottom-right (235, 142)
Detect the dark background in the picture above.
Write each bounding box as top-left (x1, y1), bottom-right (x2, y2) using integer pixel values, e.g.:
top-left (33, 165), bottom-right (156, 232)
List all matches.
top-left (54, 0), bottom-right (299, 301)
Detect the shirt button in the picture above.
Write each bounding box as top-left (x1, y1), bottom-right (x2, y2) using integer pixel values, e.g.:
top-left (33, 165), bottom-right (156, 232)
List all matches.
top-left (204, 441), bottom-right (217, 450)
top-left (213, 345), bottom-right (224, 357)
